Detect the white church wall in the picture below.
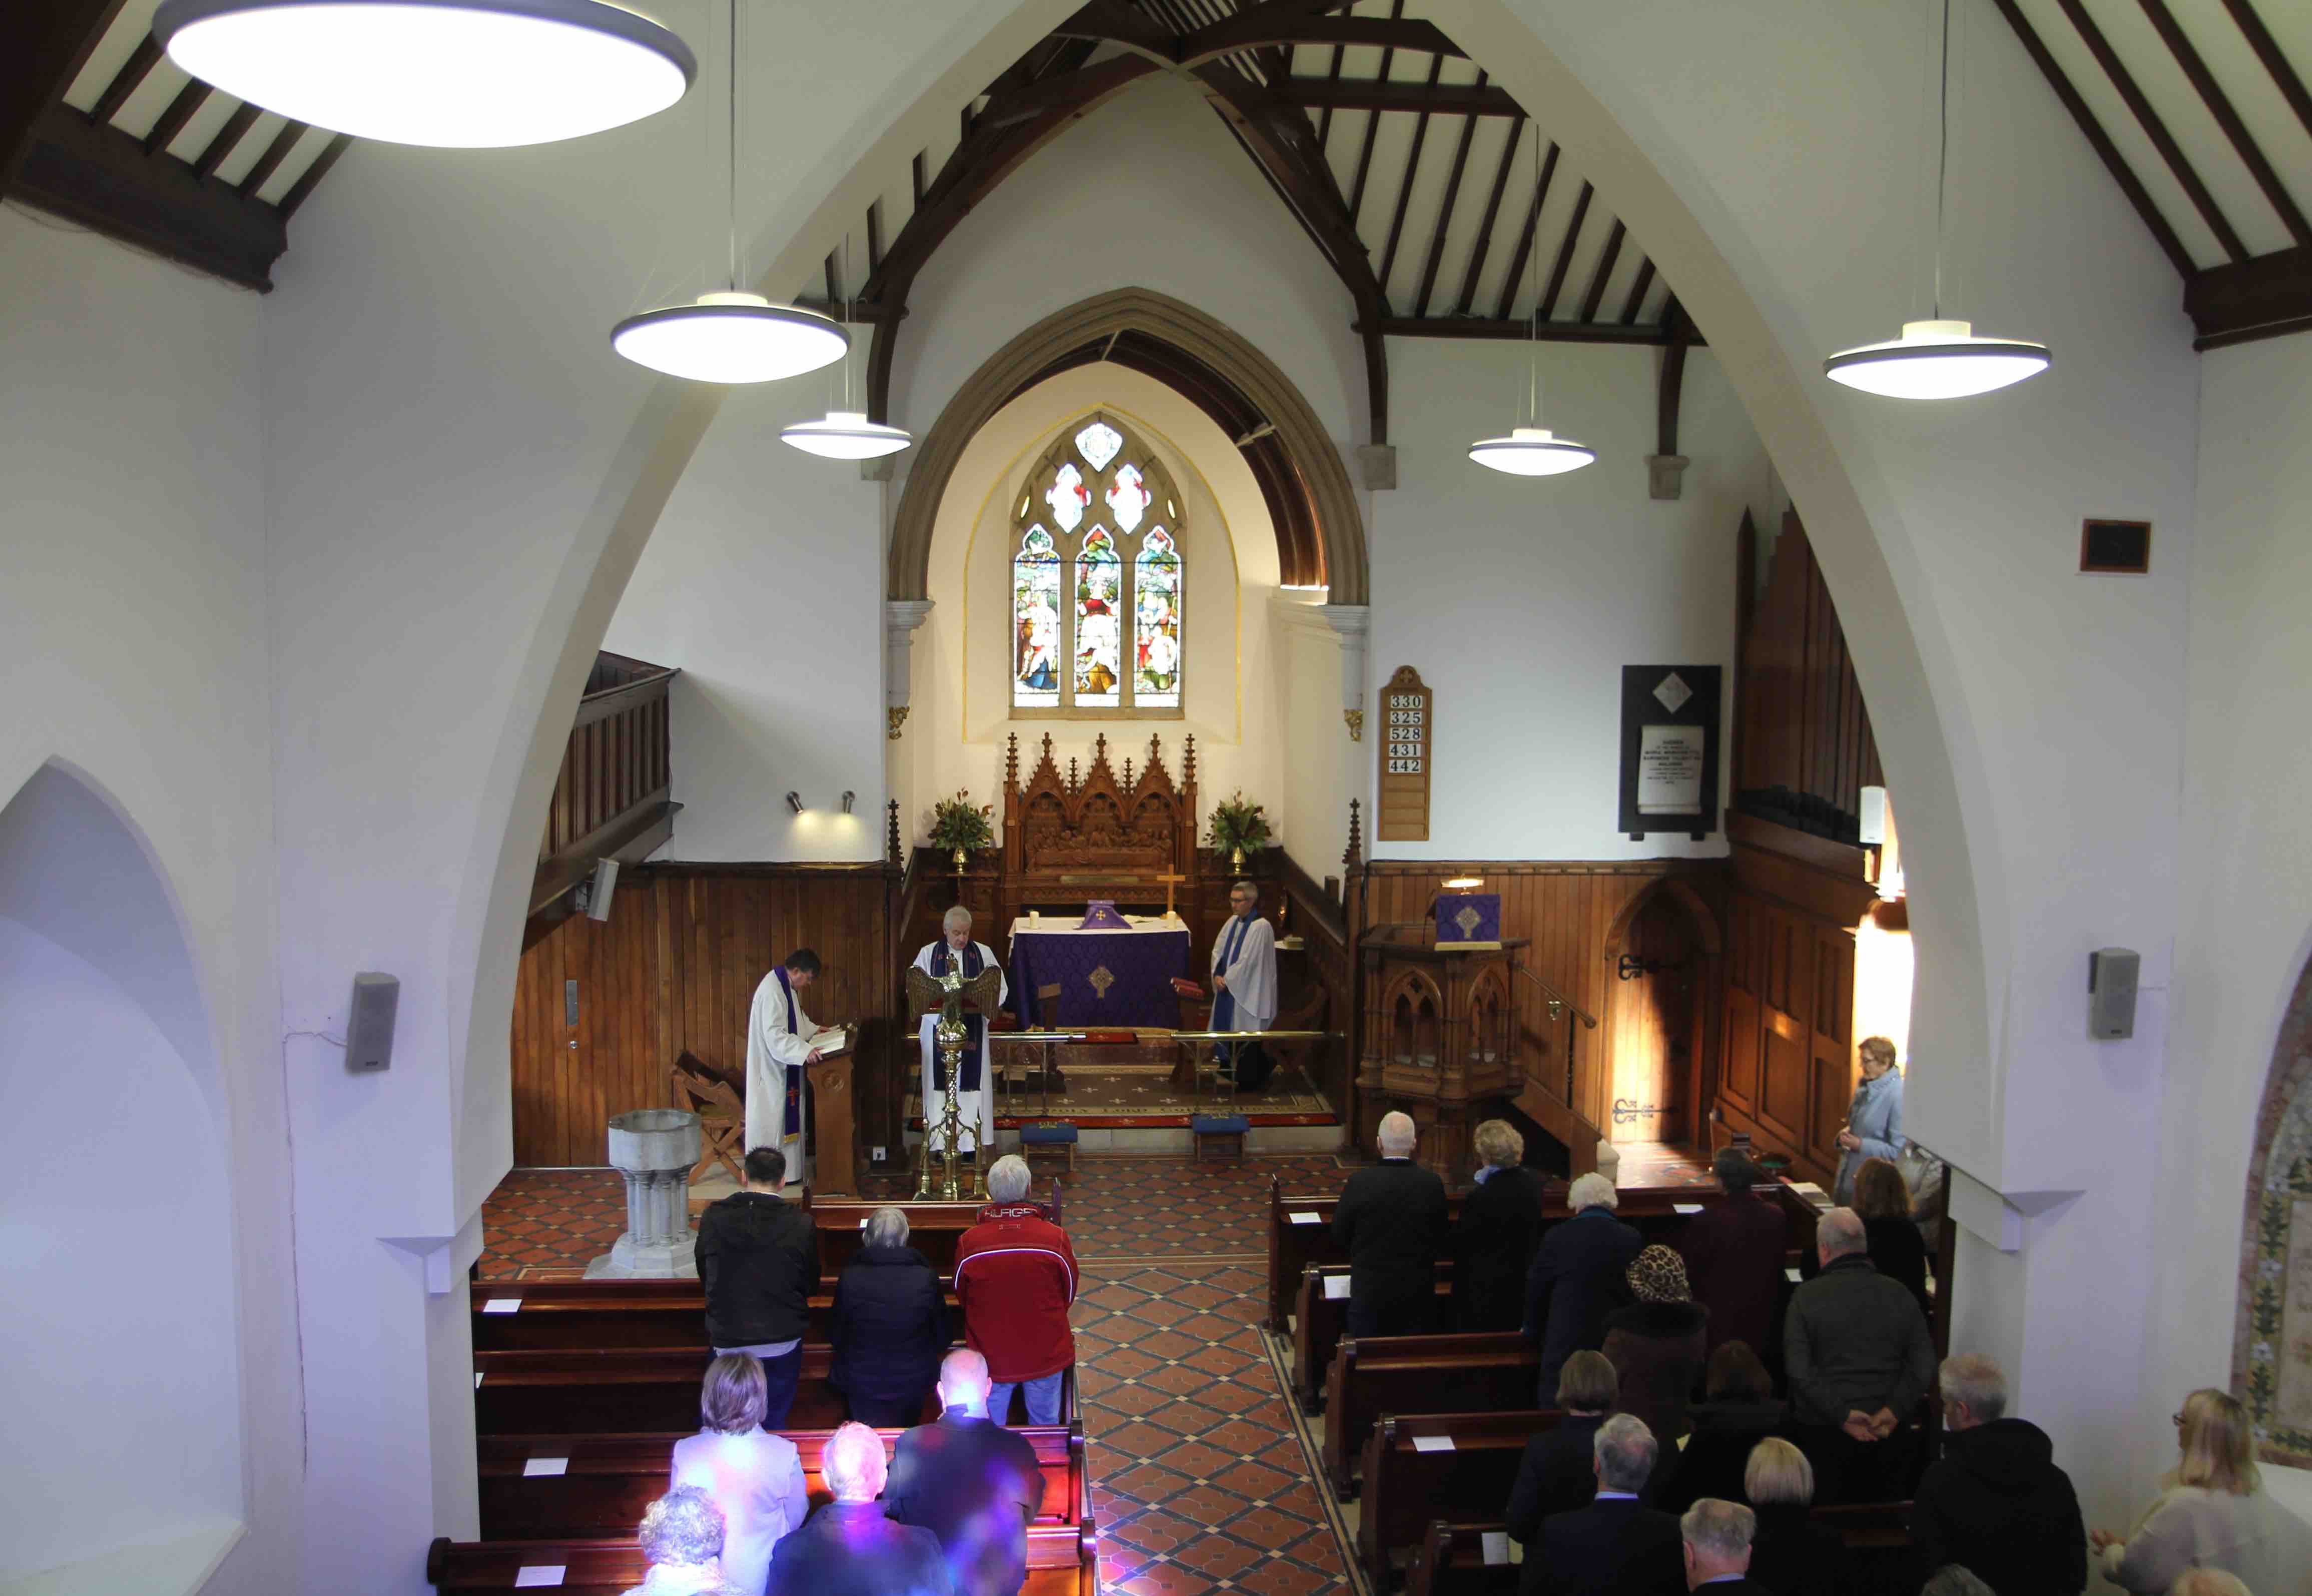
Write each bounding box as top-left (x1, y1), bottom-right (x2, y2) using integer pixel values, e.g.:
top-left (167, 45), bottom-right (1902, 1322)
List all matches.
top-left (2145, 331), bottom-right (2312, 1512)
top-left (0, 209), bottom-right (299, 1592)
top-left (1275, 600), bottom-right (1356, 882)
top-left (905, 364), bottom-right (1287, 856)
top-left (1365, 339), bottom-right (1761, 862)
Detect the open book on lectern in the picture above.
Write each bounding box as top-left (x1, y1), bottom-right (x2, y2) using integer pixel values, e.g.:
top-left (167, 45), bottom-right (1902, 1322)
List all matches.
top-left (807, 1026), bottom-right (851, 1056)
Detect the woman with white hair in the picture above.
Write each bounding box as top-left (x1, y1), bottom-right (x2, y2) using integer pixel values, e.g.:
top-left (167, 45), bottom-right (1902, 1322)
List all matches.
top-left (621, 1485), bottom-right (744, 1596)
top-left (828, 1205), bottom-right (949, 1427)
top-left (1455, 1118), bottom-right (1546, 1331)
top-left (1523, 1169), bottom-right (1642, 1403)
top-left (763, 1424), bottom-right (955, 1596)
top-left (2092, 1387), bottom-right (2312, 1596)
top-left (911, 905), bottom-right (1008, 1159)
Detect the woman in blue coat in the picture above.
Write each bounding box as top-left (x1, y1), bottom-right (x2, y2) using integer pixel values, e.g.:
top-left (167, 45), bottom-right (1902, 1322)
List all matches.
top-left (1833, 1036), bottom-right (1904, 1204)
top-left (829, 1205), bottom-right (949, 1427)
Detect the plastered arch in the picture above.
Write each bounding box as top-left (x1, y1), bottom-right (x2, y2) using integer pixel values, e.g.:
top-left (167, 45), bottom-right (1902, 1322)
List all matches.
top-left (886, 288), bottom-right (1369, 606)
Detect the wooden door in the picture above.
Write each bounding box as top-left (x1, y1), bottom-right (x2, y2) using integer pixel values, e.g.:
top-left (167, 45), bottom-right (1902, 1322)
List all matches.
top-left (1605, 892), bottom-right (1702, 1144)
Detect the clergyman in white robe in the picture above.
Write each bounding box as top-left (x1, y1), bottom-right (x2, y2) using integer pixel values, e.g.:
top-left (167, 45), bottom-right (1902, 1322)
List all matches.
top-left (745, 956), bottom-right (823, 1184)
top-left (913, 907), bottom-right (1009, 1156)
top-left (1211, 880), bottom-right (1278, 1090)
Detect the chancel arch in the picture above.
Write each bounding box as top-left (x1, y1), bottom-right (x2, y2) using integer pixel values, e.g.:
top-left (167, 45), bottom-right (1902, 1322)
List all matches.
top-left (2234, 946), bottom-right (2312, 1469)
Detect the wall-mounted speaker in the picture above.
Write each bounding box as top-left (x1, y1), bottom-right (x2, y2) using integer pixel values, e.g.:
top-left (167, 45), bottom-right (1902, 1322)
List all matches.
top-left (347, 972), bottom-right (400, 1072)
top-left (2088, 948), bottom-right (2139, 1040)
top-left (585, 858), bottom-right (619, 922)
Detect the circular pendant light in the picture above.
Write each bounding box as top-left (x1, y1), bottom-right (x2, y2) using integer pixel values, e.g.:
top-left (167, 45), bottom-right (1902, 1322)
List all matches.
top-left (781, 410), bottom-right (913, 459)
top-left (1824, 0), bottom-right (2049, 400)
top-left (1824, 319), bottom-right (2051, 398)
top-left (612, 294), bottom-right (847, 385)
top-left (1470, 123), bottom-right (1594, 478)
top-left (1468, 426), bottom-right (1596, 476)
top-left (153, 0), bottom-right (696, 148)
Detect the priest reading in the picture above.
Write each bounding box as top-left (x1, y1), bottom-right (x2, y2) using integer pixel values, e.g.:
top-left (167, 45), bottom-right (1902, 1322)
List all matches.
top-left (1211, 879), bottom-right (1278, 1091)
top-left (913, 906), bottom-right (1009, 1155)
top-left (746, 949), bottom-right (827, 1185)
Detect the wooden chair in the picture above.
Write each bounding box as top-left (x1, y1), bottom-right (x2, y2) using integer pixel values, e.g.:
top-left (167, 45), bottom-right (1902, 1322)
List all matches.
top-left (669, 1050), bottom-right (744, 1184)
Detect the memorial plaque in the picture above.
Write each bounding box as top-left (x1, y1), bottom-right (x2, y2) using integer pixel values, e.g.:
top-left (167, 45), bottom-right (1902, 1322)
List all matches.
top-left (1377, 664), bottom-right (1432, 842)
top-left (1618, 664), bottom-right (1722, 840)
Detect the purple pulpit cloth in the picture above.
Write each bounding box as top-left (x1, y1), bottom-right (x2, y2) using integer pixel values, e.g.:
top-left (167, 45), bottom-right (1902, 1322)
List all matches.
top-left (1008, 916), bottom-right (1192, 1028)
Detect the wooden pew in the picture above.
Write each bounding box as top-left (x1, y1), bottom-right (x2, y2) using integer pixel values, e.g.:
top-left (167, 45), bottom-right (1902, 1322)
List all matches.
top-left (1359, 1410), bottom-right (1561, 1582)
top-left (427, 1520), bottom-right (1096, 1594)
top-left (476, 1425), bottom-right (1084, 1540)
top-left (806, 1181), bottom-right (1061, 1276)
top-left (1407, 1520), bottom-right (1519, 1596)
top-left (1814, 1500), bottom-right (1922, 1596)
top-left (1289, 1262), bottom-right (1452, 1412)
top-left (1319, 1331), bottom-right (1536, 1498)
top-left (470, 1280), bottom-right (958, 1353)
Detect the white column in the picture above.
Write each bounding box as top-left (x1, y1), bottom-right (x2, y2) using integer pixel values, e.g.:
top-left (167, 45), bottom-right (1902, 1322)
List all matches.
top-left (884, 599), bottom-right (935, 739)
top-left (1317, 603), bottom-right (1370, 741)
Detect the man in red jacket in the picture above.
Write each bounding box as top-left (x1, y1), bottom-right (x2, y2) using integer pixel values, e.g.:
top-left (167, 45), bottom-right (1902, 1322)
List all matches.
top-left (954, 1154), bottom-right (1078, 1424)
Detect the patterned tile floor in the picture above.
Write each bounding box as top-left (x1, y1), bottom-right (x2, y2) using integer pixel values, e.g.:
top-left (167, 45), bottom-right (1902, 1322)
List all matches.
top-left (476, 1153), bottom-right (1362, 1593)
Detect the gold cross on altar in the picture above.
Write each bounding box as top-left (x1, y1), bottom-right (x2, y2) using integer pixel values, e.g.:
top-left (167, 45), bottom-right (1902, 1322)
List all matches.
top-left (1155, 872), bottom-right (1186, 924)
top-left (1087, 965), bottom-right (1115, 999)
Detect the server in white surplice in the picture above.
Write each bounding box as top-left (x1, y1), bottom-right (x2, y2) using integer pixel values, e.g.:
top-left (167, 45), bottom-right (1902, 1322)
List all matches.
top-left (1210, 879), bottom-right (1278, 1091)
top-left (912, 905), bottom-right (1009, 1155)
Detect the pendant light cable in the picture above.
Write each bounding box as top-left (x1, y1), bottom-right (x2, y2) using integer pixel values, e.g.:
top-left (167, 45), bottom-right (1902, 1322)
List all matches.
top-left (1932, 0), bottom-right (1949, 321)
top-left (727, 0), bottom-right (741, 292)
top-left (1527, 119), bottom-right (1541, 426)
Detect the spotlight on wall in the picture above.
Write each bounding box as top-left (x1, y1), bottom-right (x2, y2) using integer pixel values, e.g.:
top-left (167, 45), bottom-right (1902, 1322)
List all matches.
top-left (1443, 876), bottom-right (1485, 891)
top-left (785, 791), bottom-right (803, 814)
top-left (841, 790), bottom-right (856, 814)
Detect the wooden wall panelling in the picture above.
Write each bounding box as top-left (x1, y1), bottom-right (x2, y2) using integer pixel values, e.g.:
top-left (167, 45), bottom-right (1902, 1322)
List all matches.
top-left (1735, 512), bottom-right (1883, 835)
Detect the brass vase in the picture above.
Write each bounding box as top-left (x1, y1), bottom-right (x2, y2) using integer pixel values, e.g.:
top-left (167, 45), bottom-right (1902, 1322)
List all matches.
top-left (952, 846), bottom-right (967, 871)
top-left (1230, 844), bottom-right (1246, 870)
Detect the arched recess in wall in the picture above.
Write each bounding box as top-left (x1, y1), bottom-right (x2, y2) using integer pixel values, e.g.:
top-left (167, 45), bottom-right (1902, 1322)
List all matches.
top-left (0, 760), bottom-right (244, 1589)
top-left (887, 287), bottom-right (1365, 605)
top-left (1600, 877), bottom-right (1723, 1150)
top-left (2232, 947), bottom-right (2312, 1469)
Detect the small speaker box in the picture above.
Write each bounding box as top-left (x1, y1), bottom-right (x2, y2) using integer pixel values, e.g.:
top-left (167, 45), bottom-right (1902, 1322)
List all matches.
top-left (2088, 949), bottom-right (2139, 1040)
top-left (585, 858), bottom-right (620, 922)
top-left (347, 972), bottom-right (400, 1072)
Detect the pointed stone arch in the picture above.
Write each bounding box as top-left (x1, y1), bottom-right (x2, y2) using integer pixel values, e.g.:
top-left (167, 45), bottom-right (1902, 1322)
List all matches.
top-left (2232, 947), bottom-right (2312, 1468)
top-left (887, 287), bottom-right (1368, 605)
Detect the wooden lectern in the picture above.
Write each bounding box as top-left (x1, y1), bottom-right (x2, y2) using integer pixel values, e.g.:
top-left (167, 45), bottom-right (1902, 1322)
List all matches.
top-left (806, 1026), bottom-right (856, 1197)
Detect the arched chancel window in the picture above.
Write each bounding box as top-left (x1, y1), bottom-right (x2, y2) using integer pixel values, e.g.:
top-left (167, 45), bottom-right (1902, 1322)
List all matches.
top-left (1011, 414), bottom-right (1185, 716)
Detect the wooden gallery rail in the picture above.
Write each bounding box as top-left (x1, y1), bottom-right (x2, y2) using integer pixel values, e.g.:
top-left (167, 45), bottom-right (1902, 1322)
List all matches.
top-left (526, 652), bottom-right (682, 947)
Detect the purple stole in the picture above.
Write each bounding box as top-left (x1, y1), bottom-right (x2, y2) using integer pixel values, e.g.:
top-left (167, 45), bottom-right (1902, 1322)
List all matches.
top-left (928, 941), bottom-right (986, 1093)
top-left (775, 966), bottom-right (801, 1140)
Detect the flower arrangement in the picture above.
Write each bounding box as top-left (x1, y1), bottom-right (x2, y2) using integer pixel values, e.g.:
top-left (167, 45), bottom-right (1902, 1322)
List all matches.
top-left (1206, 790), bottom-right (1271, 862)
top-left (928, 790), bottom-right (995, 853)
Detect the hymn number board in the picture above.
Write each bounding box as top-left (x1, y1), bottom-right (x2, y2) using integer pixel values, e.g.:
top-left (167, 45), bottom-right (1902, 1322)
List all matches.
top-left (1378, 665), bottom-right (1432, 842)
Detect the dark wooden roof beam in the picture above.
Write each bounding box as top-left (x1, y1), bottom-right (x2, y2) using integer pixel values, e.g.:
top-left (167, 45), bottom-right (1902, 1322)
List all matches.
top-left (1365, 315), bottom-right (1684, 346)
top-left (2184, 243), bottom-right (2312, 347)
top-left (1413, 90), bottom-right (1484, 315)
top-left (193, 101), bottom-right (262, 180)
top-left (276, 131), bottom-right (348, 219)
top-left (2218, 0), bottom-right (2312, 143)
top-left (2134, 0), bottom-right (2308, 246)
top-left (235, 118), bottom-right (307, 199)
top-left (1452, 110), bottom-right (1524, 314)
top-left (1537, 180), bottom-right (1594, 318)
top-left (143, 79), bottom-right (213, 158)
top-left (88, 32), bottom-right (162, 126)
top-left (1578, 216), bottom-right (1625, 322)
top-left (1345, 0), bottom-right (1407, 224)
top-left (1491, 139), bottom-right (1557, 320)
top-left (1279, 79), bottom-right (1518, 115)
top-left (2, 0), bottom-right (127, 186)
top-left (1620, 257), bottom-right (1657, 324)
top-left (1376, 53), bottom-right (1447, 292)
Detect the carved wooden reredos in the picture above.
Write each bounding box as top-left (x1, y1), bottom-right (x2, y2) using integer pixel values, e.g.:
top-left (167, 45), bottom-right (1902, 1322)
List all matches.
top-left (999, 731), bottom-right (1201, 925)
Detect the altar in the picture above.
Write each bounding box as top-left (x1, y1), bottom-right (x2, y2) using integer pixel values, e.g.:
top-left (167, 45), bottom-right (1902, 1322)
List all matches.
top-left (1009, 915), bottom-right (1191, 1028)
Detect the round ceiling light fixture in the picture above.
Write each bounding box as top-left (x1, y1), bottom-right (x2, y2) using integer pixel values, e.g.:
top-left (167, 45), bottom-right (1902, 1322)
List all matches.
top-left (780, 410), bottom-right (914, 460)
top-left (153, 0), bottom-right (696, 148)
top-left (1467, 426), bottom-right (1597, 477)
top-left (611, 293), bottom-right (847, 385)
top-left (1823, 319), bottom-right (2051, 399)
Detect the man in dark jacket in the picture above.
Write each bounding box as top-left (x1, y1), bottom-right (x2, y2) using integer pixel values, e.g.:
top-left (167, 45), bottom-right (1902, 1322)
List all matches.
top-left (765, 1422), bottom-right (954, 1596)
top-left (1680, 1498), bottom-right (1770, 1596)
top-left (829, 1203), bottom-right (949, 1427)
top-left (696, 1145), bottom-right (821, 1428)
top-left (1675, 1150), bottom-right (1788, 1358)
top-left (1526, 1171), bottom-right (1643, 1401)
top-left (1910, 1354), bottom-right (2086, 1595)
top-left (1332, 1111), bottom-right (1450, 1336)
top-left (886, 1350), bottom-right (1046, 1596)
top-left (1783, 1208), bottom-right (1933, 1503)
top-left (1527, 1414), bottom-right (1685, 1596)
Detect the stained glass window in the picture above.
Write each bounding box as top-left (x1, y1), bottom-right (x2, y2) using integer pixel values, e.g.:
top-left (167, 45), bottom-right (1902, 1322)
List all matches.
top-left (1133, 528), bottom-right (1182, 707)
top-left (1010, 413), bottom-right (1185, 717)
top-left (1012, 527), bottom-right (1061, 708)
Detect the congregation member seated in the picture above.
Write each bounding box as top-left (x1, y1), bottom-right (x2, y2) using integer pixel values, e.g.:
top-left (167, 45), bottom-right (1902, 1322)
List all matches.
top-left (1741, 1438), bottom-right (1848, 1596)
top-left (1454, 1117), bottom-right (1546, 1332)
top-left (1507, 1351), bottom-right (1622, 1544)
top-left (885, 1349), bottom-right (1046, 1596)
top-left (1526, 1414), bottom-right (1685, 1596)
top-left (668, 1354), bottom-right (808, 1596)
top-left (1603, 1244), bottom-right (1711, 1443)
top-left (1851, 1157), bottom-right (1932, 1320)
top-left (696, 1146), bottom-right (820, 1428)
top-left (1783, 1207), bottom-right (1932, 1502)
top-left (2092, 1387), bottom-right (2312, 1596)
top-left (621, 1485), bottom-right (745, 1596)
top-left (1526, 1170), bottom-right (1643, 1402)
top-left (1332, 1110), bottom-right (1449, 1336)
top-left (1675, 1150), bottom-right (1787, 1357)
top-left (1679, 1498), bottom-right (1766, 1596)
top-left (764, 1422), bottom-right (955, 1596)
top-left (1910, 1353), bottom-right (2085, 1596)
top-left (955, 1155), bottom-right (1078, 1424)
top-left (1661, 1343), bottom-right (1785, 1512)
top-left (829, 1203), bottom-right (949, 1427)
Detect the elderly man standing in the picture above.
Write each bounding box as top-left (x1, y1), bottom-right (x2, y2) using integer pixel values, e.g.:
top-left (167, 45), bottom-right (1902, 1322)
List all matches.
top-left (913, 906), bottom-right (1008, 1160)
top-left (1332, 1110), bottom-right (1449, 1336)
top-left (1527, 1414), bottom-right (1685, 1596)
top-left (1526, 1170), bottom-right (1644, 1402)
top-left (954, 1155), bottom-right (1079, 1425)
top-left (886, 1350), bottom-right (1046, 1596)
top-left (763, 1423), bottom-right (954, 1596)
top-left (1784, 1207), bottom-right (1934, 1503)
top-left (1679, 1500), bottom-right (1766, 1596)
top-left (1210, 879), bottom-right (1279, 1091)
top-left (1910, 1354), bottom-right (2086, 1596)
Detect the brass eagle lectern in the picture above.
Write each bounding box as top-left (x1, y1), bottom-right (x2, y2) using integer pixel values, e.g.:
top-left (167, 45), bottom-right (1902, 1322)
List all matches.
top-left (905, 960), bottom-right (1004, 1199)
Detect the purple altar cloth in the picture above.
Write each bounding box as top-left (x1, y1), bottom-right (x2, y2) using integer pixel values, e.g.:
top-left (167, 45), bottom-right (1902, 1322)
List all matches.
top-left (1008, 918), bottom-right (1191, 1028)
